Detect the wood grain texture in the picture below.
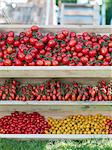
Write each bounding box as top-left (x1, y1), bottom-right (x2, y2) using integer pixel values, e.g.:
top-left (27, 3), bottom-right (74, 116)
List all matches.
top-left (0, 66), bottom-right (111, 78)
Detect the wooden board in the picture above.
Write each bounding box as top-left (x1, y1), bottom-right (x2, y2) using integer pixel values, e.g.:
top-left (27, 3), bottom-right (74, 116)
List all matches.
top-left (0, 134), bottom-right (112, 139)
top-left (0, 66), bottom-right (111, 78)
top-left (61, 3), bottom-right (99, 25)
top-left (0, 25), bottom-right (112, 33)
top-left (0, 101), bottom-right (112, 106)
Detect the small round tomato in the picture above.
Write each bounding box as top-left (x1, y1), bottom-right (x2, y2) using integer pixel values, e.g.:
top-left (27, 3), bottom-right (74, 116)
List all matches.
top-left (44, 60), bottom-right (51, 66)
top-left (82, 48), bottom-right (89, 55)
top-left (62, 30), bottom-right (69, 37)
top-left (30, 37), bottom-right (37, 45)
top-left (4, 58), bottom-right (12, 66)
top-left (80, 56), bottom-right (88, 64)
top-left (25, 29), bottom-right (32, 37)
top-left (14, 59), bottom-right (23, 66)
top-left (7, 37), bottom-right (14, 44)
top-left (52, 60), bottom-right (59, 66)
top-left (75, 44), bottom-right (82, 52)
top-left (70, 32), bottom-right (76, 37)
top-left (41, 36), bottom-right (48, 43)
top-left (31, 25), bottom-right (39, 31)
top-left (57, 33), bottom-right (65, 40)
top-left (47, 40), bottom-right (56, 48)
top-left (28, 61), bottom-right (36, 66)
top-left (7, 47), bottom-right (13, 54)
top-left (62, 57), bottom-right (70, 65)
top-left (18, 52), bottom-right (25, 61)
top-left (35, 41), bottom-right (44, 49)
top-left (98, 55), bottom-right (103, 61)
top-left (69, 39), bottom-right (77, 47)
top-left (108, 42), bottom-right (112, 48)
top-left (36, 60), bottom-right (44, 66)
top-left (89, 50), bottom-right (96, 57)
top-left (0, 51), bottom-right (3, 58)
top-left (14, 40), bottom-right (20, 47)
top-left (100, 47), bottom-right (108, 56)
top-left (25, 54), bottom-right (33, 63)
top-left (7, 31), bottom-right (14, 37)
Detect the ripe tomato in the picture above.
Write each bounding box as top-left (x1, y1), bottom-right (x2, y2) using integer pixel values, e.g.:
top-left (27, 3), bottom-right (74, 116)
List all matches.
top-left (7, 37), bottom-right (14, 44)
top-left (48, 40), bottom-right (56, 48)
top-left (57, 33), bottom-right (65, 40)
top-left (89, 50), bottom-right (96, 57)
top-left (14, 41), bottom-right (20, 47)
top-left (80, 56), bottom-right (88, 64)
top-left (35, 41), bottom-right (44, 49)
top-left (108, 42), bottom-right (112, 48)
top-left (30, 37), bottom-right (37, 45)
top-left (4, 58), bottom-right (12, 66)
top-left (52, 60), bottom-right (59, 66)
top-left (6, 47), bottom-right (13, 54)
top-left (31, 25), bottom-right (39, 31)
top-left (25, 54), bottom-right (33, 63)
top-left (62, 30), bottom-right (69, 37)
top-left (44, 60), bottom-right (51, 66)
top-left (69, 39), bottom-right (77, 47)
top-left (100, 47), bottom-right (108, 56)
top-left (18, 52), bottom-right (25, 61)
top-left (25, 29), bottom-right (32, 37)
top-left (7, 31), bottom-right (14, 37)
top-left (82, 48), bottom-right (89, 55)
top-left (62, 57), bottom-right (70, 65)
top-left (14, 59), bottom-right (23, 66)
top-left (75, 44), bottom-right (82, 52)
top-left (36, 60), bottom-right (44, 66)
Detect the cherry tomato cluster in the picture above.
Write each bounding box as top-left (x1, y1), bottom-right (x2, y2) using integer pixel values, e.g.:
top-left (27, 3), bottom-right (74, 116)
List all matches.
top-left (0, 26), bottom-right (112, 66)
top-left (0, 112), bottom-right (111, 134)
top-left (0, 111), bottom-right (50, 134)
top-left (47, 114), bottom-right (112, 134)
top-left (0, 79), bottom-right (111, 101)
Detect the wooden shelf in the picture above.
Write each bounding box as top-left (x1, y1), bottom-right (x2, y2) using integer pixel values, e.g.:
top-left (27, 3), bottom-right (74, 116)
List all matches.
top-left (0, 101), bottom-right (112, 106)
top-left (0, 66), bottom-right (111, 78)
top-left (0, 134), bottom-right (111, 139)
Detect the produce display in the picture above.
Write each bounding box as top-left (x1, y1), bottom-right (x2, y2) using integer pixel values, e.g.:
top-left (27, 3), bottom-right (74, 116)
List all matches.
top-left (0, 79), bottom-right (111, 101)
top-left (47, 114), bottom-right (112, 134)
top-left (0, 111), bottom-right (50, 134)
top-left (0, 111), bottom-right (111, 134)
top-left (0, 26), bottom-right (112, 66)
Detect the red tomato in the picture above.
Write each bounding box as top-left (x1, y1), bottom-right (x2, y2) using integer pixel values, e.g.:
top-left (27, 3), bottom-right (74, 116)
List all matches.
top-left (25, 54), bottom-right (33, 63)
top-left (14, 59), bottom-right (23, 66)
top-left (62, 57), bottom-right (70, 65)
top-left (7, 31), bottom-right (14, 37)
top-left (36, 60), bottom-right (44, 66)
top-left (14, 41), bottom-right (20, 47)
top-left (18, 52), bottom-right (25, 61)
top-left (80, 56), bottom-right (88, 64)
top-left (52, 60), bottom-right (59, 66)
top-left (31, 25), bottom-right (39, 31)
top-left (4, 59), bottom-right (12, 66)
top-left (30, 37), bottom-right (37, 45)
top-left (100, 47), bottom-right (108, 56)
top-left (35, 41), bottom-right (44, 49)
top-left (69, 39), bottom-right (77, 47)
top-left (25, 29), bottom-right (32, 37)
top-left (82, 48), bottom-right (89, 55)
top-left (75, 44), bottom-right (82, 52)
top-left (44, 60), bottom-right (51, 66)
top-left (62, 30), bottom-right (69, 37)
top-left (57, 33), bottom-right (65, 40)
top-left (7, 37), bottom-right (14, 44)
top-left (89, 50), bottom-right (96, 57)
top-left (47, 40), bottom-right (56, 48)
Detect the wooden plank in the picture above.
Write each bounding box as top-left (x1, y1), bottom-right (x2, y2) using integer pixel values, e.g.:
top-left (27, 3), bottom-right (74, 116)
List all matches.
top-left (0, 134), bottom-right (112, 139)
top-left (62, 3), bottom-right (94, 8)
top-left (0, 25), bottom-right (112, 33)
top-left (0, 105), bottom-right (111, 118)
top-left (64, 10), bottom-right (93, 16)
top-left (64, 20), bottom-right (93, 25)
top-left (0, 66), bottom-right (111, 78)
top-left (0, 101), bottom-right (112, 106)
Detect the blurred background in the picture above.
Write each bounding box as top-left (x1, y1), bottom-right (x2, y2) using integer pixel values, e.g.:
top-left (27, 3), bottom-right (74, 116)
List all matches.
top-left (0, 0), bottom-right (111, 25)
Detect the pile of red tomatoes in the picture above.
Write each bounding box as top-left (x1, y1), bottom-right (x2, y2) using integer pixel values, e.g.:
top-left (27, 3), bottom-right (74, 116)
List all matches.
top-left (0, 26), bottom-right (112, 66)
